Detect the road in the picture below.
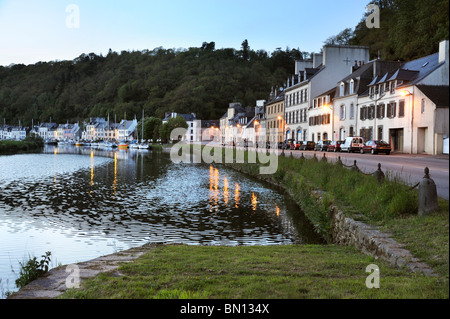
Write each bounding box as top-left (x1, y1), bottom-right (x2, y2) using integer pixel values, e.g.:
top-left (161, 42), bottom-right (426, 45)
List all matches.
top-left (283, 149), bottom-right (449, 200)
top-left (195, 142), bottom-right (449, 200)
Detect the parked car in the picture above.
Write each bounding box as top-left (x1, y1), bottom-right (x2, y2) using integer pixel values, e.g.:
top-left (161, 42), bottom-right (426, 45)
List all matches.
top-left (361, 140), bottom-right (391, 155)
top-left (327, 140), bottom-right (343, 152)
top-left (285, 139), bottom-right (295, 150)
top-left (290, 140), bottom-right (301, 150)
top-left (340, 137), bottom-right (365, 153)
top-left (314, 140), bottom-right (331, 151)
top-left (300, 141), bottom-right (315, 151)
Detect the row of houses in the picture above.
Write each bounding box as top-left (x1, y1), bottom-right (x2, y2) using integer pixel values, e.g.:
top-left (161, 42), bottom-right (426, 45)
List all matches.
top-left (220, 40), bottom-right (449, 155)
top-left (27, 118), bottom-right (140, 142)
top-left (0, 125), bottom-right (27, 141)
top-left (163, 112), bottom-right (220, 142)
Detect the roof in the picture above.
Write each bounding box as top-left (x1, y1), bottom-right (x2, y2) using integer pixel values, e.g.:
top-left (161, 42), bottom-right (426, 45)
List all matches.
top-left (163, 113), bottom-right (197, 122)
top-left (118, 120), bottom-right (137, 130)
top-left (387, 69), bottom-right (419, 82)
top-left (314, 86), bottom-right (337, 100)
top-left (201, 120), bottom-right (220, 128)
top-left (265, 91), bottom-right (285, 105)
top-left (416, 85), bottom-right (449, 108)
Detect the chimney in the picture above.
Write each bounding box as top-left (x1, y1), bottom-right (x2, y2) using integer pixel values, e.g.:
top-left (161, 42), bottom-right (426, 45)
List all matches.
top-left (439, 40), bottom-right (449, 64)
top-left (313, 53), bottom-right (323, 68)
top-left (439, 40), bottom-right (449, 85)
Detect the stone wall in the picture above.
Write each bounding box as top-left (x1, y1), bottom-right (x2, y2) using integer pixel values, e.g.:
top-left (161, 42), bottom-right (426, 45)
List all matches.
top-left (331, 206), bottom-right (435, 276)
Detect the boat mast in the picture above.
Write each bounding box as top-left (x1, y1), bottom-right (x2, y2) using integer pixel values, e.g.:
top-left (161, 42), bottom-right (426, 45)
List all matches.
top-left (141, 109), bottom-right (144, 143)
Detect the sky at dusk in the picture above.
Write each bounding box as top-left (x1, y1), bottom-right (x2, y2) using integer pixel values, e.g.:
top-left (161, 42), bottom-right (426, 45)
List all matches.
top-left (0, 0), bottom-right (370, 66)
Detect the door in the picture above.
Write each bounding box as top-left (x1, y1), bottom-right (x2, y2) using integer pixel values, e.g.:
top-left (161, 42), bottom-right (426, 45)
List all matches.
top-left (417, 127), bottom-right (428, 153)
top-left (389, 129), bottom-right (404, 153)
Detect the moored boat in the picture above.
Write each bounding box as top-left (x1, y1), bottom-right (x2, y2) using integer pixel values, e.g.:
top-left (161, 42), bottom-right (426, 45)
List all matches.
top-left (118, 141), bottom-right (129, 149)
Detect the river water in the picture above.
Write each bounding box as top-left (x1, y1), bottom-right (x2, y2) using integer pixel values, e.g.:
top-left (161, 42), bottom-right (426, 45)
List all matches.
top-left (0, 145), bottom-right (321, 296)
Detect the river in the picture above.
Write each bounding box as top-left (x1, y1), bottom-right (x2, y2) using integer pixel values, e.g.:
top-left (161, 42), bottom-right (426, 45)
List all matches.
top-left (0, 145), bottom-right (321, 296)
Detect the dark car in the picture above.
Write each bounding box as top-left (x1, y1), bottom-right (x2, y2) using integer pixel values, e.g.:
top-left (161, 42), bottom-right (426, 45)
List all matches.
top-left (300, 141), bottom-right (315, 151)
top-left (361, 140), bottom-right (391, 155)
top-left (327, 140), bottom-right (343, 152)
top-left (285, 139), bottom-right (295, 150)
top-left (314, 140), bottom-right (331, 151)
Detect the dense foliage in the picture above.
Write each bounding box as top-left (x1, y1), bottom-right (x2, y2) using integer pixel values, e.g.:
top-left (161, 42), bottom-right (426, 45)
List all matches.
top-left (0, 41), bottom-right (304, 126)
top-left (326, 0), bottom-right (449, 61)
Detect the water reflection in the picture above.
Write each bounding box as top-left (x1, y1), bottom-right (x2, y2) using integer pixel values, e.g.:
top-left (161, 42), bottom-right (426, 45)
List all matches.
top-left (0, 145), bottom-right (323, 296)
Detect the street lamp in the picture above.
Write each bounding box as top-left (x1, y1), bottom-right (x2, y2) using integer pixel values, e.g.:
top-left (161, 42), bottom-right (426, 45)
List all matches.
top-left (323, 103), bottom-right (335, 141)
top-left (278, 115), bottom-right (286, 155)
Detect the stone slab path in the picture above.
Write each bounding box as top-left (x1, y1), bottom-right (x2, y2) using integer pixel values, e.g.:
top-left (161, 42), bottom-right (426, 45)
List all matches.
top-left (8, 246), bottom-right (151, 299)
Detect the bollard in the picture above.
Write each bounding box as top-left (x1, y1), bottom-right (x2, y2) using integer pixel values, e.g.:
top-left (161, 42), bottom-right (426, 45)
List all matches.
top-left (321, 153), bottom-right (327, 162)
top-left (350, 160), bottom-right (359, 172)
top-left (336, 156), bottom-right (342, 166)
top-left (300, 153), bottom-right (305, 160)
top-left (373, 163), bottom-right (385, 183)
top-left (418, 167), bottom-right (439, 216)
top-left (313, 153), bottom-right (318, 161)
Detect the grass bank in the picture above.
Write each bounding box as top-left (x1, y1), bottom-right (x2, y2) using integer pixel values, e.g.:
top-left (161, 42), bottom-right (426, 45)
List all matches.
top-left (60, 244), bottom-right (447, 299)
top-left (219, 148), bottom-right (448, 279)
top-left (0, 136), bottom-right (44, 155)
top-left (58, 146), bottom-right (448, 299)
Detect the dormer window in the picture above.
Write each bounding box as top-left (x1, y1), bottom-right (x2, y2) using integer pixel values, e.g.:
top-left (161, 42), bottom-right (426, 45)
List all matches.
top-left (390, 81), bottom-right (395, 94)
top-left (340, 82), bottom-right (345, 96)
top-left (349, 79), bottom-right (355, 95)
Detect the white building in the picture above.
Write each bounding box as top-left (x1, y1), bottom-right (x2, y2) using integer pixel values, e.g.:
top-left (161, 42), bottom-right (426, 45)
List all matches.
top-left (0, 125), bottom-right (27, 141)
top-left (38, 123), bottom-right (58, 140)
top-left (331, 60), bottom-right (403, 142)
top-left (117, 119), bottom-right (138, 141)
top-left (284, 45), bottom-right (370, 142)
top-left (163, 112), bottom-right (201, 142)
top-left (357, 40), bottom-right (449, 154)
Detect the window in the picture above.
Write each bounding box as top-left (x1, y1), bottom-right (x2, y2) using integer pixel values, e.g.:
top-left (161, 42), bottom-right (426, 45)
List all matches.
top-left (390, 82), bottom-right (395, 94)
top-left (350, 103), bottom-right (355, 119)
top-left (368, 105), bottom-right (375, 120)
top-left (387, 102), bottom-right (396, 118)
top-left (376, 103), bottom-right (385, 119)
top-left (421, 98), bottom-right (425, 113)
top-left (318, 98), bottom-right (322, 107)
top-left (349, 126), bottom-right (354, 137)
top-left (340, 83), bottom-right (345, 96)
top-left (399, 100), bottom-right (405, 117)
top-left (340, 105), bottom-right (345, 120)
top-left (349, 79), bottom-right (354, 95)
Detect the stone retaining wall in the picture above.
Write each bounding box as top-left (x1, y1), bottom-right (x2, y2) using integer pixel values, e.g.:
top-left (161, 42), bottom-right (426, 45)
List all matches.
top-left (331, 206), bottom-right (435, 276)
top-left (225, 162), bottom-right (436, 276)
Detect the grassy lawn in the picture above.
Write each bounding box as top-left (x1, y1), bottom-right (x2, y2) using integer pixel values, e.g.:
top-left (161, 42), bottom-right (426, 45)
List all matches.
top-left (60, 244), bottom-right (447, 299)
top-left (59, 147), bottom-right (448, 299)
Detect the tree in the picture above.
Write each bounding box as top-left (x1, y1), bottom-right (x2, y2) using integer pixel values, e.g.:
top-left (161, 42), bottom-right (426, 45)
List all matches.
top-left (138, 116), bottom-right (162, 141)
top-left (241, 39), bottom-right (250, 61)
top-left (324, 28), bottom-right (355, 46)
top-left (159, 116), bottom-right (188, 143)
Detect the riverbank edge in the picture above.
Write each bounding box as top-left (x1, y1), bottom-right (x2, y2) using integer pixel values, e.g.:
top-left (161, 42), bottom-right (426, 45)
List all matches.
top-left (6, 146), bottom-right (438, 299)
top-left (160, 145), bottom-right (436, 275)
top-left (0, 139), bottom-right (44, 155)
top-left (219, 153), bottom-right (436, 277)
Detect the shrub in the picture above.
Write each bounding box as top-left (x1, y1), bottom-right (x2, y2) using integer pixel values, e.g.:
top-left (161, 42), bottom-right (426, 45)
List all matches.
top-left (15, 252), bottom-right (52, 289)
